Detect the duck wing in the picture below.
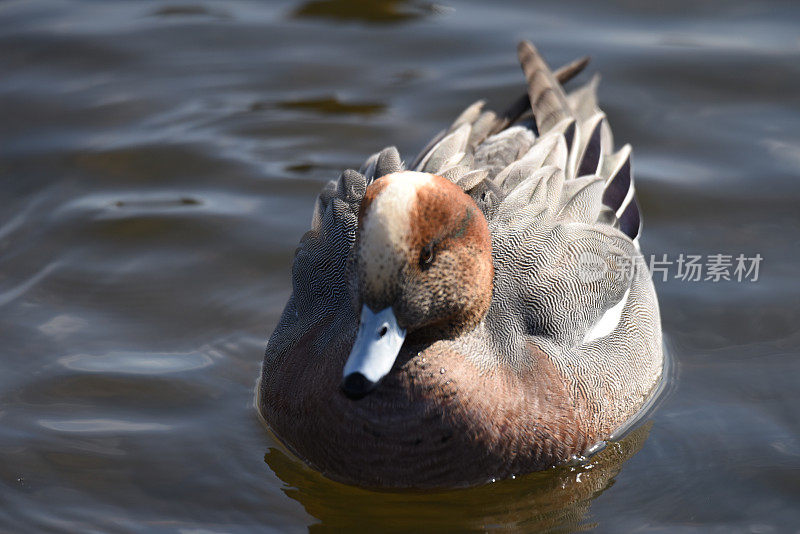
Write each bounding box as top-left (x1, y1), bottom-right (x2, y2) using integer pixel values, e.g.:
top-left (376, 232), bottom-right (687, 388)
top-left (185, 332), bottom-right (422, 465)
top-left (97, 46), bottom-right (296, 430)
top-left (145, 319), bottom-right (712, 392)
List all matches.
top-left (459, 42), bottom-right (660, 437)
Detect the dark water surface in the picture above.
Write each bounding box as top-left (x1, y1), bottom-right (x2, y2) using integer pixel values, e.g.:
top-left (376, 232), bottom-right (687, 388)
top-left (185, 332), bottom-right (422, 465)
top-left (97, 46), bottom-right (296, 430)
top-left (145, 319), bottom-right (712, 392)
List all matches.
top-left (2, 0), bottom-right (799, 531)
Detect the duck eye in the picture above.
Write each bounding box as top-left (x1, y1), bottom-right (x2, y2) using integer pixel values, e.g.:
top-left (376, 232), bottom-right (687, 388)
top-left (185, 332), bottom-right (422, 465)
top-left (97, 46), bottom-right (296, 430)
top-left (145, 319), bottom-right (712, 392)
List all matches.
top-left (419, 244), bottom-right (435, 268)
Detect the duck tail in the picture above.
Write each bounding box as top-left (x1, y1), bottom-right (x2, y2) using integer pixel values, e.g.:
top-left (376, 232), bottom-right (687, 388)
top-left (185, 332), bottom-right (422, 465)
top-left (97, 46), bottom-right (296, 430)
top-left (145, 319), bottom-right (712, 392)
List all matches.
top-left (517, 41), bottom-right (575, 136)
top-left (516, 41), bottom-right (642, 241)
top-left (492, 55), bottom-right (590, 136)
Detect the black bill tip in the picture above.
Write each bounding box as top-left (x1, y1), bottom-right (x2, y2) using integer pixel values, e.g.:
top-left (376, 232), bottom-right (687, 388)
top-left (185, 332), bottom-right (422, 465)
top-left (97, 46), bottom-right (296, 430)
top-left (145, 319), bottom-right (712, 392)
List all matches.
top-left (341, 372), bottom-right (376, 400)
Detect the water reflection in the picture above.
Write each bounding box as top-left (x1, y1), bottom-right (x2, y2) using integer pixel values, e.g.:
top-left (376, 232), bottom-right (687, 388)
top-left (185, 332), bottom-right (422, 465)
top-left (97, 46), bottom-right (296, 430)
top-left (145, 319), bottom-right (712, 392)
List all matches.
top-left (265, 423), bottom-right (652, 532)
top-left (149, 4), bottom-right (230, 19)
top-left (273, 96), bottom-right (386, 116)
top-left (292, 0), bottom-right (438, 24)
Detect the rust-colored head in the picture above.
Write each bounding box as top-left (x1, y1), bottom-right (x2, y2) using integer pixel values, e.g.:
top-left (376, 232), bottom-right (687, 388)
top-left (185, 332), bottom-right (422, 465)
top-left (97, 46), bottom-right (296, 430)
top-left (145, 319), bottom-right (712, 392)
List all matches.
top-left (355, 171), bottom-right (494, 341)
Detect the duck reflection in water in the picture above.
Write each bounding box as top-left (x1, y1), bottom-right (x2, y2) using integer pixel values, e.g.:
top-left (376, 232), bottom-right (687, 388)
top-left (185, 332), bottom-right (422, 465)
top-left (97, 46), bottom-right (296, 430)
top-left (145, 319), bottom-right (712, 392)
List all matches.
top-left (263, 423), bottom-right (653, 532)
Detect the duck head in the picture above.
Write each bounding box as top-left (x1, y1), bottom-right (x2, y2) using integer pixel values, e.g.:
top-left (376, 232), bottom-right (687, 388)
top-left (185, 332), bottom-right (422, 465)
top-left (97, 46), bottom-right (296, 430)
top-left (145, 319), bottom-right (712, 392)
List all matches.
top-left (342, 171), bottom-right (494, 398)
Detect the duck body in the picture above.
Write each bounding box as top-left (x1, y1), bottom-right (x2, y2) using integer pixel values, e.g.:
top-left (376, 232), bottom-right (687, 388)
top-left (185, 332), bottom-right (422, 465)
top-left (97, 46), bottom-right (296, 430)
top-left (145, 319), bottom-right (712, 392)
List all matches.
top-left (259, 42), bottom-right (663, 489)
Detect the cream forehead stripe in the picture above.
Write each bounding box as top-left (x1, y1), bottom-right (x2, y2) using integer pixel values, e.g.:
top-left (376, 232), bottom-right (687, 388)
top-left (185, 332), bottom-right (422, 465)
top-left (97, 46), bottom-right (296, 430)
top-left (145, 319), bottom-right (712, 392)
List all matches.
top-left (359, 172), bottom-right (433, 295)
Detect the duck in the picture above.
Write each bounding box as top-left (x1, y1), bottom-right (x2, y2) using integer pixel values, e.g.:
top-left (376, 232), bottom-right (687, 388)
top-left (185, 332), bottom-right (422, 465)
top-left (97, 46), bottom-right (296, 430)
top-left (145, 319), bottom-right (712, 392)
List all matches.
top-left (258, 41), bottom-right (663, 489)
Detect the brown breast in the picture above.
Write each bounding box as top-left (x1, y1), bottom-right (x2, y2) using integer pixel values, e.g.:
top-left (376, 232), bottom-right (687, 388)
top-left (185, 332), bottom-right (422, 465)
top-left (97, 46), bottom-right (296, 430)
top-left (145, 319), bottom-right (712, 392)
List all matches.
top-left (259, 318), bottom-right (595, 489)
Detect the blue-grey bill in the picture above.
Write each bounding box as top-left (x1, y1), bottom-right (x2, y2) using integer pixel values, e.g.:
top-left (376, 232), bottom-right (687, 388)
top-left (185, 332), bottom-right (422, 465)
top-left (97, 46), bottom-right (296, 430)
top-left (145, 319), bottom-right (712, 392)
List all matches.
top-left (342, 305), bottom-right (406, 386)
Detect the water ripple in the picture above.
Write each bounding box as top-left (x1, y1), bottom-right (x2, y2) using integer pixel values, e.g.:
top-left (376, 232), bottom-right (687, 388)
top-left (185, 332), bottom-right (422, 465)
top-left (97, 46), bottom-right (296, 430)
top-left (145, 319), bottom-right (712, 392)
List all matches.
top-left (59, 350), bottom-right (215, 375)
top-left (38, 418), bottom-right (172, 433)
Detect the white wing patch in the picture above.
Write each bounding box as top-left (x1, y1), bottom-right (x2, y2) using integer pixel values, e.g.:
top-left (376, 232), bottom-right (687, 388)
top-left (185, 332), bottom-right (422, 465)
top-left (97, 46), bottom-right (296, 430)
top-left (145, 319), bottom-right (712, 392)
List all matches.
top-left (583, 287), bottom-right (630, 343)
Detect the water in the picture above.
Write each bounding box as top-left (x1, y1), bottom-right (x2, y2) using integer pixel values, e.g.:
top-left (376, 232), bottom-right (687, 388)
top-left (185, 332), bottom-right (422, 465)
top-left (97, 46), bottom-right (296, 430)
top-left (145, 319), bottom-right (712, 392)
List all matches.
top-left (1, 0), bottom-right (799, 531)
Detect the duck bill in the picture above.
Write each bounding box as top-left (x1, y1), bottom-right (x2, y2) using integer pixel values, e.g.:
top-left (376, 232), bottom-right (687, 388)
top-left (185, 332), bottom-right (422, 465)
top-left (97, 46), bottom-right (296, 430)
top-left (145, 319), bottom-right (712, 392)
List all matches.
top-left (341, 305), bottom-right (406, 399)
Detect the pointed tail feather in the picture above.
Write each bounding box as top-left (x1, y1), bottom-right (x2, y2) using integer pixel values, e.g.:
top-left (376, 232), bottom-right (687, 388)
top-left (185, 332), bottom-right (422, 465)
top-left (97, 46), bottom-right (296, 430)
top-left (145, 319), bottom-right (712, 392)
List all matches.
top-left (517, 41), bottom-right (574, 135)
top-left (492, 55), bottom-right (590, 135)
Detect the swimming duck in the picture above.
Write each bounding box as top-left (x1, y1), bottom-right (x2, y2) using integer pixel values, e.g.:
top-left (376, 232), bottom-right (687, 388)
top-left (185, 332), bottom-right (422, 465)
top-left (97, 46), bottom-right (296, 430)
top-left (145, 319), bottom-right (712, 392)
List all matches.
top-left (259, 42), bottom-right (663, 489)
